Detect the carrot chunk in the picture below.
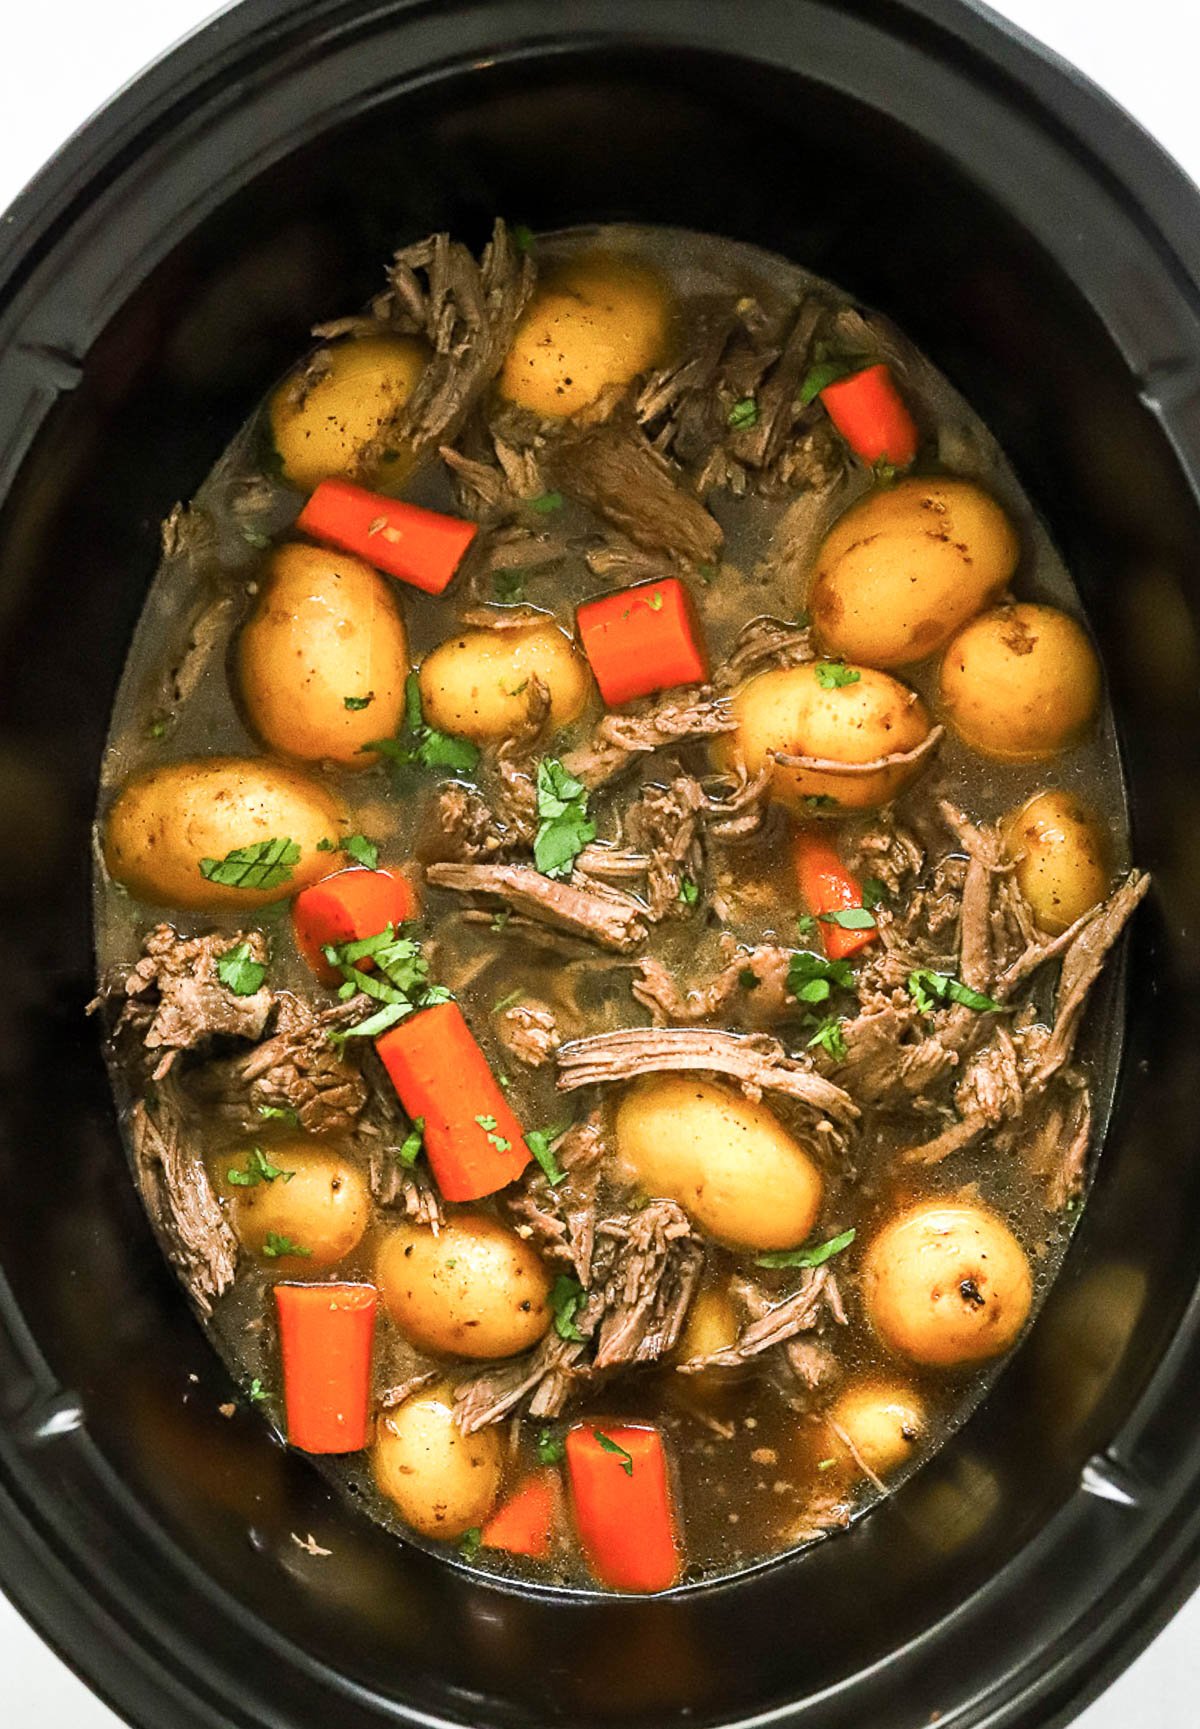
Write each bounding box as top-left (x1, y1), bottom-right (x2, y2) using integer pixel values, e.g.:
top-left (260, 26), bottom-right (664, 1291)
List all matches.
top-left (374, 1000), bottom-right (531, 1201)
top-left (576, 577), bottom-right (708, 706)
top-left (566, 1423), bottom-right (681, 1592)
top-left (482, 1469), bottom-right (559, 1559)
top-left (793, 830), bottom-right (877, 961)
top-left (819, 363), bottom-right (918, 468)
top-left (274, 1282), bottom-right (377, 1454)
top-left (297, 478), bottom-right (478, 595)
top-left (292, 866), bottom-right (417, 985)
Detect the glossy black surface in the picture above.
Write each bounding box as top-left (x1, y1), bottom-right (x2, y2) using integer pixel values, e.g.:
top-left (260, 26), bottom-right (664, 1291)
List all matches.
top-left (0, 3), bottom-right (1199, 1727)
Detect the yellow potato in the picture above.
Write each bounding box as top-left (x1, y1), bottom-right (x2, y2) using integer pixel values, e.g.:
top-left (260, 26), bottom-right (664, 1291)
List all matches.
top-left (374, 1384), bottom-right (502, 1540)
top-left (940, 603), bottom-right (1101, 761)
top-left (377, 1213), bottom-right (551, 1360)
top-left (821, 1379), bottom-right (926, 1484)
top-left (102, 755), bottom-right (348, 910)
top-left (269, 334), bottom-right (427, 490)
top-left (238, 543), bottom-right (408, 766)
top-left (678, 1285), bottom-right (740, 1362)
top-left (862, 1201), bottom-right (1033, 1368)
top-left (810, 477), bottom-right (1019, 668)
top-left (719, 661), bottom-right (933, 812)
top-left (614, 1075), bottom-right (823, 1251)
top-left (224, 1142), bottom-right (370, 1268)
top-left (1001, 789), bottom-right (1110, 935)
top-left (499, 254), bottom-right (673, 417)
top-left (418, 621), bottom-right (589, 743)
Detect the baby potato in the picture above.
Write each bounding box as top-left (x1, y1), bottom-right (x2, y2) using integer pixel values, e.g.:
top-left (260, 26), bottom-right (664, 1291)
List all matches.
top-left (499, 253), bottom-right (673, 418)
top-left (678, 1284), bottom-right (740, 1362)
top-left (810, 477), bottom-right (1019, 668)
top-left (862, 1201), bottom-right (1033, 1369)
top-left (269, 334), bottom-right (427, 491)
top-left (225, 1142), bottom-right (370, 1268)
top-left (377, 1213), bottom-right (552, 1360)
top-left (614, 1075), bottom-right (824, 1251)
top-left (418, 620), bottom-right (589, 743)
top-left (374, 1383), bottom-right (502, 1540)
top-left (940, 602), bottom-right (1101, 761)
top-left (1001, 789), bottom-right (1110, 935)
top-left (102, 755), bottom-right (348, 910)
top-left (822, 1379), bottom-right (927, 1484)
top-left (238, 543), bottom-right (408, 766)
top-left (719, 660), bottom-right (933, 811)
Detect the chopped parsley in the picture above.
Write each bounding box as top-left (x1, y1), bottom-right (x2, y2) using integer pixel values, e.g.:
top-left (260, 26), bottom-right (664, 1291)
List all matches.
top-left (906, 969), bottom-right (1003, 1015)
top-left (814, 661), bottom-right (861, 690)
top-left (646, 589), bottom-right (664, 611)
top-left (491, 909), bottom-right (512, 934)
top-left (593, 1431), bottom-right (634, 1476)
top-left (323, 926), bottom-right (451, 1045)
top-left (248, 1378), bottom-right (270, 1404)
top-left (493, 568), bottom-right (526, 602)
top-left (805, 1015), bottom-right (848, 1062)
top-left (739, 967), bottom-right (761, 992)
top-left (397, 1117), bottom-right (425, 1167)
top-left (550, 1274), bottom-right (587, 1342)
top-left (533, 758), bottom-right (596, 879)
top-left (148, 716), bottom-right (169, 740)
top-left (528, 491), bottom-right (563, 515)
top-left (537, 1427), bottom-right (566, 1465)
top-left (257, 1105), bottom-right (299, 1125)
top-left (216, 941), bottom-right (267, 996)
top-left (366, 675), bottom-right (480, 775)
top-left (819, 906), bottom-right (876, 931)
top-left (817, 1457), bottom-right (837, 1472)
top-left (262, 1233), bottom-right (311, 1260)
top-left (316, 838), bottom-right (336, 852)
top-left (199, 837), bottom-right (299, 891)
top-left (795, 913), bottom-right (816, 938)
top-left (787, 949), bottom-right (856, 1006)
top-left (804, 794), bottom-right (840, 813)
top-left (342, 832), bottom-right (379, 870)
top-left (755, 1226), bottom-right (856, 1270)
top-left (874, 458), bottom-right (900, 488)
top-left (526, 1124), bottom-right (569, 1186)
top-left (227, 1147), bottom-right (295, 1188)
top-left (798, 358), bottom-right (852, 406)
top-left (343, 693), bottom-right (374, 711)
top-left (459, 1527), bottom-right (483, 1562)
top-left (678, 876), bottom-right (700, 906)
top-left (475, 1112), bottom-right (512, 1154)
top-left (697, 563), bottom-right (718, 584)
top-left (861, 877), bottom-right (887, 909)
top-left (727, 396), bottom-right (758, 430)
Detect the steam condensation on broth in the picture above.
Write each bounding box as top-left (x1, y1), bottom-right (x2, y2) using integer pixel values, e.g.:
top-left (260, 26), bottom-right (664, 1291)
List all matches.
top-left (92, 222), bottom-right (1145, 1592)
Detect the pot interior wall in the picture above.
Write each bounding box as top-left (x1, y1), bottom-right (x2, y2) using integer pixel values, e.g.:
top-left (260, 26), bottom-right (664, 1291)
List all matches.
top-left (0, 38), bottom-right (1198, 1729)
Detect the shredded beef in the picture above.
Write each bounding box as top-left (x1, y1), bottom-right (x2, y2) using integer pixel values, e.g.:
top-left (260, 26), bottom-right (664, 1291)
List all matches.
top-left (774, 723), bottom-right (944, 787)
top-left (493, 676), bottom-right (551, 843)
top-left (843, 818), bottom-right (925, 897)
top-left (556, 1026), bottom-right (858, 1124)
top-left (633, 942), bottom-right (794, 1029)
top-left (496, 998), bottom-right (561, 1067)
top-left (425, 860), bottom-right (647, 953)
top-left (678, 1266), bottom-right (840, 1373)
top-left (585, 1202), bottom-right (704, 1370)
top-left (505, 1115), bottom-right (605, 1283)
top-left (562, 689), bottom-right (736, 789)
top-left (548, 412), bottom-right (724, 564)
top-left (1025, 1083), bottom-right (1093, 1210)
top-left (195, 995), bottom-right (369, 1135)
top-left (712, 615), bottom-right (815, 690)
top-left (433, 783), bottom-right (507, 863)
top-left (129, 1076), bottom-right (237, 1317)
top-left (99, 924), bottom-right (272, 1070)
top-left (454, 1332), bottom-right (588, 1432)
top-left (622, 777), bottom-right (705, 921)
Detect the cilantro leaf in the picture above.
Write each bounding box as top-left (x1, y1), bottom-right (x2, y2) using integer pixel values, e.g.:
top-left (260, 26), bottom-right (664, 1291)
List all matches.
top-left (755, 1227), bottom-right (856, 1270)
top-left (327, 1002), bottom-right (410, 1046)
top-left (795, 913), bottom-right (816, 937)
top-left (404, 671), bottom-right (423, 733)
top-left (534, 758), bottom-right (596, 879)
top-left (199, 837), bottom-right (299, 891)
top-left (814, 661), bottom-right (861, 690)
top-left (537, 1427), bottom-right (566, 1465)
top-left (216, 941), bottom-right (267, 996)
top-left (395, 1117), bottom-right (425, 1167)
top-left (526, 1123), bottom-right (570, 1186)
top-left (474, 1111), bottom-right (512, 1153)
top-left (787, 950), bottom-right (856, 1006)
top-left (593, 1431), bottom-right (634, 1476)
top-left (861, 877), bottom-right (887, 910)
top-left (727, 397), bottom-right (758, 430)
top-left (227, 1147), bottom-right (295, 1188)
top-left (798, 358), bottom-right (852, 406)
top-left (528, 491), bottom-right (563, 515)
top-left (459, 1527), bottom-right (482, 1562)
top-left (342, 832), bottom-right (379, 870)
top-left (248, 1378), bottom-right (269, 1403)
top-left (550, 1274), bottom-right (587, 1342)
top-left (343, 693), bottom-right (374, 711)
top-left (906, 969), bottom-right (1003, 1015)
top-left (679, 876), bottom-right (700, 906)
top-left (261, 1232), bottom-right (311, 1260)
top-left (416, 729), bottom-right (480, 772)
top-left (493, 568), bottom-right (525, 602)
top-left (257, 1105), bottom-right (299, 1125)
top-left (805, 1015), bottom-right (848, 1061)
top-left (819, 906), bottom-right (876, 931)
top-left (369, 675), bottom-right (480, 776)
top-left (804, 794), bottom-right (840, 813)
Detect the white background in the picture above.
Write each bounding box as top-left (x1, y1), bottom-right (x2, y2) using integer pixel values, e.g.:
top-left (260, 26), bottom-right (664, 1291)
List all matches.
top-left (0, 0), bottom-right (1198, 1723)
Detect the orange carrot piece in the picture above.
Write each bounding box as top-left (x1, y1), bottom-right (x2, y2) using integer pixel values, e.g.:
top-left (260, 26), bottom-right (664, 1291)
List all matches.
top-left (297, 478), bottom-right (478, 596)
top-left (274, 1283), bottom-right (377, 1454)
top-left (794, 830), bottom-right (877, 961)
top-left (819, 363), bottom-right (918, 468)
top-left (292, 866), bottom-right (417, 985)
top-left (566, 1423), bottom-right (681, 1592)
top-left (374, 1000), bottom-right (530, 1201)
top-left (482, 1469), bottom-right (558, 1559)
top-left (576, 577), bottom-right (708, 706)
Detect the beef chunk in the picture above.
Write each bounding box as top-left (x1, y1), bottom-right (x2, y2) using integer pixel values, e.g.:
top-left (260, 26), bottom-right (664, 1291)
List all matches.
top-left (774, 723), bottom-right (944, 788)
top-left (504, 1114), bottom-right (605, 1283)
top-left (556, 1026), bottom-right (858, 1125)
top-left (425, 860), bottom-right (648, 953)
top-left (623, 777), bottom-right (705, 921)
top-left (129, 1077), bottom-right (237, 1317)
top-left (562, 690), bottom-right (736, 789)
top-left (633, 942), bottom-right (794, 1029)
top-left (903, 1026), bottom-right (1024, 1165)
top-left (585, 1201), bottom-right (704, 1371)
top-left (496, 998), bottom-right (561, 1068)
top-left (844, 818), bottom-right (925, 898)
top-left (1024, 1083), bottom-right (1093, 1210)
top-left (712, 615), bottom-right (815, 690)
top-left (493, 676), bottom-right (551, 844)
top-left (454, 1332), bottom-right (587, 1432)
top-left (101, 924), bottom-right (272, 1070)
top-left (195, 995), bottom-right (369, 1135)
top-left (433, 784), bottom-right (507, 863)
top-left (678, 1266), bottom-right (841, 1373)
top-left (548, 412), bottom-right (724, 564)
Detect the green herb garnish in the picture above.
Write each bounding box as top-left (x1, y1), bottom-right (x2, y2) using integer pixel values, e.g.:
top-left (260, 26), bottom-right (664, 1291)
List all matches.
top-left (798, 359), bottom-right (852, 406)
top-left (199, 837), bottom-right (299, 891)
top-left (257, 1105), bottom-right (299, 1125)
top-left (861, 877), bottom-right (887, 909)
top-left (787, 950), bottom-right (856, 1006)
top-left (593, 1431), bottom-right (634, 1476)
top-left (814, 661), bottom-right (861, 690)
top-left (459, 1527), bottom-right (483, 1562)
top-left (679, 876), bottom-right (700, 906)
top-left (805, 1015), bottom-right (848, 1062)
top-left (343, 693), bottom-right (374, 711)
top-left (397, 1117), bottom-right (425, 1167)
top-left (475, 1112), bottom-right (512, 1154)
top-left (492, 988), bottom-right (524, 1015)
top-left (493, 568), bottom-right (526, 602)
top-left (528, 491), bottom-right (563, 515)
top-left (241, 525), bottom-right (272, 549)
top-left (342, 832), bottom-right (379, 870)
top-left (526, 1124), bottom-right (569, 1186)
top-left (248, 1378), bottom-right (270, 1403)
top-left (697, 563), bottom-right (718, 584)
top-left (819, 906), bottom-right (876, 931)
top-left (727, 397), bottom-right (758, 430)
top-left (906, 969), bottom-right (1003, 1015)
top-left (755, 1227), bottom-right (856, 1270)
top-left (550, 1275), bottom-right (587, 1342)
top-left (216, 941), bottom-right (267, 996)
top-left (646, 589), bottom-right (664, 611)
top-left (367, 675), bottom-right (480, 775)
top-left (227, 1147), bottom-right (295, 1188)
top-left (261, 1233), bottom-right (311, 1260)
top-left (804, 794), bottom-right (840, 813)
top-left (512, 223), bottom-right (535, 254)
top-left (537, 1427), bottom-right (566, 1465)
top-left (534, 758), bottom-right (596, 879)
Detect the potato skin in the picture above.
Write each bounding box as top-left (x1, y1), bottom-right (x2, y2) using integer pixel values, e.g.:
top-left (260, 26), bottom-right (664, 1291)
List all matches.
top-left (940, 603), bottom-right (1101, 761)
top-left (499, 254), bottom-right (672, 418)
top-left (615, 1075), bottom-right (824, 1251)
top-left (374, 1384), bottom-right (502, 1539)
top-left (862, 1201), bottom-right (1033, 1368)
top-left (810, 478), bottom-right (1019, 668)
top-left (823, 1379), bottom-right (926, 1483)
top-left (269, 335), bottom-right (427, 491)
top-left (377, 1213), bottom-right (552, 1360)
top-left (418, 621), bottom-right (590, 743)
top-left (719, 661), bottom-right (933, 811)
top-left (224, 1142), bottom-right (370, 1268)
top-left (1001, 789), bottom-right (1110, 935)
top-left (239, 543), bottom-right (408, 766)
top-left (103, 756), bottom-right (348, 910)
